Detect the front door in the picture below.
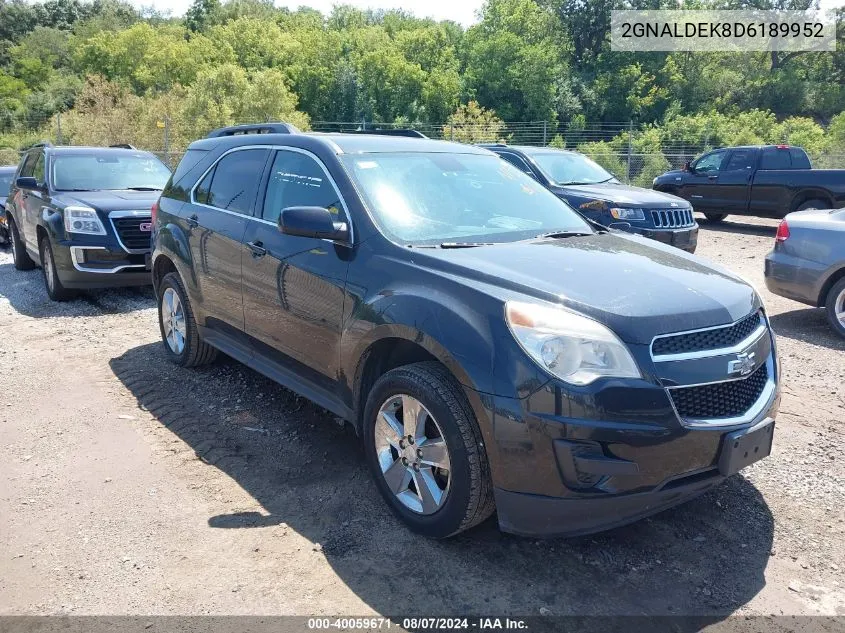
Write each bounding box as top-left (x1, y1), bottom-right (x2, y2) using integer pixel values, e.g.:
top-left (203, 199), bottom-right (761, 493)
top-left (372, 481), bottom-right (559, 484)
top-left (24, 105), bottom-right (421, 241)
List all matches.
top-left (679, 149), bottom-right (727, 215)
top-left (710, 149), bottom-right (754, 215)
top-left (185, 148), bottom-right (270, 335)
top-left (242, 148), bottom-right (351, 385)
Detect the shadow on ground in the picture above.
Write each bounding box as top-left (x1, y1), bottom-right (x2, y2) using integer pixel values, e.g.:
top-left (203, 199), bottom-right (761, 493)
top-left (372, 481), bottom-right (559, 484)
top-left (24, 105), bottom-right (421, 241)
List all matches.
top-left (110, 342), bottom-right (775, 623)
top-left (0, 261), bottom-right (154, 318)
top-left (697, 218), bottom-right (777, 238)
top-left (769, 307), bottom-right (845, 351)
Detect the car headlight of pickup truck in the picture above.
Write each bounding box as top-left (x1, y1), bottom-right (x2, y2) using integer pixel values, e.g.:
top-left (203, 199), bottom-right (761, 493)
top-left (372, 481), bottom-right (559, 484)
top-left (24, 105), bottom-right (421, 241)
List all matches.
top-left (609, 207), bottom-right (645, 221)
top-left (505, 301), bottom-right (641, 385)
top-left (64, 206), bottom-right (106, 236)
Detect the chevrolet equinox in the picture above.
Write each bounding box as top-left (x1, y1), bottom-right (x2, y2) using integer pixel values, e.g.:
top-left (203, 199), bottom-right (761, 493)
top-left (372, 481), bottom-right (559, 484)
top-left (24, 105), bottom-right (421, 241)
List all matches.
top-left (151, 123), bottom-right (780, 538)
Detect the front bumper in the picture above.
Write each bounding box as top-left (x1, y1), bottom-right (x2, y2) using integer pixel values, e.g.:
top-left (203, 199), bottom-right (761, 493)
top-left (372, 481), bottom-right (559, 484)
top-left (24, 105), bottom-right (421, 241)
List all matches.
top-left (636, 225), bottom-right (699, 253)
top-left (55, 243), bottom-right (151, 289)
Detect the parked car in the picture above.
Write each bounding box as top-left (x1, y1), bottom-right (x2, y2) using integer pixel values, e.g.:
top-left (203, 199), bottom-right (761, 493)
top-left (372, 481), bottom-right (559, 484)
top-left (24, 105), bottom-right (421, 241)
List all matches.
top-left (479, 145), bottom-right (698, 253)
top-left (653, 145), bottom-right (845, 223)
top-left (0, 164), bottom-right (17, 245)
top-left (152, 123), bottom-right (779, 539)
top-left (6, 143), bottom-right (171, 300)
top-left (764, 208), bottom-right (845, 338)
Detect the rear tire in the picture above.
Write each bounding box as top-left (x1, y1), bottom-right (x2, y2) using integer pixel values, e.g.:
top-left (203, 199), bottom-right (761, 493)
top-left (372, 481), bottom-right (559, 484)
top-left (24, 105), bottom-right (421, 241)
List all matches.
top-left (704, 213), bottom-right (727, 223)
top-left (39, 236), bottom-right (77, 301)
top-left (9, 216), bottom-right (35, 270)
top-left (157, 272), bottom-right (218, 367)
top-left (362, 361), bottom-right (494, 538)
top-left (795, 199), bottom-right (829, 212)
top-left (824, 278), bottom-right (845, 339)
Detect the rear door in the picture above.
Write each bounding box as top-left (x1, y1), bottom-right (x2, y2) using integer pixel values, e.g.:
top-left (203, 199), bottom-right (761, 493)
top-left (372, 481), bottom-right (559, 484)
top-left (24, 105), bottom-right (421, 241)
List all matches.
top-left (709, 148), bottom-right (755, 215)
top-left (678, 149), bottom-right (727, 215)
top-left (241, 148), bottom-right (351, 386)
top-left (750, 147), bottom-right (804, 217)
top-left (185, 147), bottom-right (270, 336)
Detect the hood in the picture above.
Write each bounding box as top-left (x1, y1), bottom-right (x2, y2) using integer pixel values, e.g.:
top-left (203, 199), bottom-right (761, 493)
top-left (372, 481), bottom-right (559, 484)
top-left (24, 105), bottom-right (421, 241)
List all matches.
top-left (553, 182), bottom-right (689, 207)
top-left (54, 190), bottom-right (161, 213)
top-left (413, 233), bottom-right (759, 344)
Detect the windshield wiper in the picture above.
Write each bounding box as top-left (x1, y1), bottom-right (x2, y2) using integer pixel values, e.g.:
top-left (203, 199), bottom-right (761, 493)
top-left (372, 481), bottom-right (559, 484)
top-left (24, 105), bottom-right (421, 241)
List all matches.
top-left (534, 230), bottom-right (592, 239)
top-left (439, 242), bottom-right (496, 249)
top-left (123, 187), bottom-right (162, 191)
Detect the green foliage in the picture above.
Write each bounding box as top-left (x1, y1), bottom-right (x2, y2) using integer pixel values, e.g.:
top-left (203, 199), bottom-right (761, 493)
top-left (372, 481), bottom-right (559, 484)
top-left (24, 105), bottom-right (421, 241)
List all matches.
top-left (444, 101), bottom-right (508, 143)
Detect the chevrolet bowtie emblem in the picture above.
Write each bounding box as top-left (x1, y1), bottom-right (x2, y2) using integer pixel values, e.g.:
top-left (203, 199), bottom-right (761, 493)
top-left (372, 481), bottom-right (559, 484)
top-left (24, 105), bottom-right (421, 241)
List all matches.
top-left (728, 351), bottom-right (756, 377)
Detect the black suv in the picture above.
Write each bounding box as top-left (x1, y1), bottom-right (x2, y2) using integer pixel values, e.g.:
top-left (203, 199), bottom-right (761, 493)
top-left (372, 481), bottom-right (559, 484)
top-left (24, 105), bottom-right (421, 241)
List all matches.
top-left (6, 143), bottom-right (171, 300)
top-left (480, 144), bottom-right (699, 253)
top-left (152, 124), bottom-right (779, 538)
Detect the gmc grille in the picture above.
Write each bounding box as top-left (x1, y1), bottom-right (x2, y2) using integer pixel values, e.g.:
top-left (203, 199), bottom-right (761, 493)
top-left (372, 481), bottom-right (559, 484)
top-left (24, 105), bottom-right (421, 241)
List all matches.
top-left (652, 311), bottom-right (763, 357)
top-left (670, 363), bottom-right (768, 421)
top-left (650, 208), bottom-right (695, 229)
top-left (112, 216), bottom-right (152, 252)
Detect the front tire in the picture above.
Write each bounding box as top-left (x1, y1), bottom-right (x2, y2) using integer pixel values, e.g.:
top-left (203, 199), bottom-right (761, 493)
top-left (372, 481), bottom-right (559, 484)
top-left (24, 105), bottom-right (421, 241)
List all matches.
top-left (825, 278), bottom-right (845, 339)
top-left (704, 213), bottom-right (727, 223)
top-left (157, 272), bottom-right (218, 367)
top-left (363, 361), bottom-right (494, 538)
top-left (39, 236), bottom-right (77, 301)
top-left (9, 216), bottom-right (35, 270)
top-left (795, 199), bottom-right (829, 212)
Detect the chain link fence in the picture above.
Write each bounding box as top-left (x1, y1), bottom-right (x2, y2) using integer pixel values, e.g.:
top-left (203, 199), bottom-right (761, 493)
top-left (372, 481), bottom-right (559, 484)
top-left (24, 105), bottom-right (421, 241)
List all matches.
top-left (1, 115), bottom-right (843, 186)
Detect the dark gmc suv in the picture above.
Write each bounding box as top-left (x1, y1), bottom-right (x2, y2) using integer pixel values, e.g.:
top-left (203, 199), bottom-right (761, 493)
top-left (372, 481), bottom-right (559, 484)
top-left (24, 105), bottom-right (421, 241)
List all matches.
top-left (152, 124), bottom-right (779, 538)
top-left (480, 144), bottom-right (698, 253)
top-left (6, 143), bottom-right (171, 300)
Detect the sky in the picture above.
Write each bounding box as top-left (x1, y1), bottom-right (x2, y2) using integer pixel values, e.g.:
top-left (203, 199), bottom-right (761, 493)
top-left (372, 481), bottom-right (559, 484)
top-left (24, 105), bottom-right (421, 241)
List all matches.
top-left (138, 0), bottom-right (844, 26)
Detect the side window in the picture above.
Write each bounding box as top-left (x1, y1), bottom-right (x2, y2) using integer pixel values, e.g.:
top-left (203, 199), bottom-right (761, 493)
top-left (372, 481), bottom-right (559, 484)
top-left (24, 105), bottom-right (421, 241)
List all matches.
top-left (723, 150), bottom-right (754, 172)
top-left (194, 166), bottom-right (215, 205)
top-left (32, 153), bottom-right (46, 185)
top-left (790, 148), bottom-right (811, 169)
top-left (498, 152), bottom-right (533, 175)
top-left (202, 149), bottom-right (269, 215)
top-left (693, 150), bottom-right (726, 173)
top-left (262, 150), bottom-right (345, 223)
top-left (18, 152), bottom-right (36, 178)
top-left (760, 148), bottom-right (791, 170)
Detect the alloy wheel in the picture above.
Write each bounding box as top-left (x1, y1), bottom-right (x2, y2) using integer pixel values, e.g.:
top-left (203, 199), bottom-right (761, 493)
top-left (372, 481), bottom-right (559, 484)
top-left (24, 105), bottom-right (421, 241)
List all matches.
top-left (836, 288), bottom-right (845, 328)
top-left (43, 245), bottom-right (55, 292)
top-left (374, 394), bottom-right (451, 515)
top-left (161, 287), bottom-right (187, 354)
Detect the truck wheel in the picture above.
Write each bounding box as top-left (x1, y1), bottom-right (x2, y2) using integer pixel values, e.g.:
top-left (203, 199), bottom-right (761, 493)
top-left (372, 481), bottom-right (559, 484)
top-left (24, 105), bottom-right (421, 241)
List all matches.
top-left (39, 236), bottom-right (77, 301)
top-left (362, 361), bottom-right (494, 538)
top-left (158, 272), bottom-right (218, 367)
top-left (796, 199), bottom-right (829, 212)
top-left (825, 278), bottom-right (845, 339)
top-left (704, 213), bottom-right (727, 223)
top-left (8, 216), bottom-right (35, 271)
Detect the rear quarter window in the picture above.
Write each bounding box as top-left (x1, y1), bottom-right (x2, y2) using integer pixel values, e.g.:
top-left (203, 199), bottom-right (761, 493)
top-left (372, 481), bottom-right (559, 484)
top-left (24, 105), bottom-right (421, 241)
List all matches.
top-left (172, 149), bottom-right (209, 184)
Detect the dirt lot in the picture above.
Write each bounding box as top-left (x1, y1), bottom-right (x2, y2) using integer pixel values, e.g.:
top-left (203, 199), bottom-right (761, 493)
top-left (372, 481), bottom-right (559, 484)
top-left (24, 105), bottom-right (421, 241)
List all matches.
top-left (0, 216), bottom-right (843, 621)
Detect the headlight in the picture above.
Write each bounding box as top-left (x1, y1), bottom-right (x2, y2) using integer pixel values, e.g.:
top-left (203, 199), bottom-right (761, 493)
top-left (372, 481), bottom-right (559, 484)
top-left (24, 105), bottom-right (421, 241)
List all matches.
top-left (64, 206), bottom-right (106, 235)
top-left (609, 207), bottom-right (645, 221)
top-left (505, 301), bottom-right (641, 385)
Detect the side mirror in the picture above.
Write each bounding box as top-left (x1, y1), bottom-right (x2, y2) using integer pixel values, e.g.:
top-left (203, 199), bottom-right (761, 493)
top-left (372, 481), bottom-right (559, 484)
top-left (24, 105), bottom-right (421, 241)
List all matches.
top-left (279, 206), bottom-right (349, 242)
top-left (16, 176), bottom-right (40, 190)
top-left (683, 161), bottom-right (692, 173)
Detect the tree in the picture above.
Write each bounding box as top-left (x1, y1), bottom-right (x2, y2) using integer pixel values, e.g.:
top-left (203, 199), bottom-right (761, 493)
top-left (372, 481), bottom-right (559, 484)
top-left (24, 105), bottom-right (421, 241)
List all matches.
top-left (185, 0), bottom-right (221, 33)
top-left (444, 101), bottom-right (508, 143)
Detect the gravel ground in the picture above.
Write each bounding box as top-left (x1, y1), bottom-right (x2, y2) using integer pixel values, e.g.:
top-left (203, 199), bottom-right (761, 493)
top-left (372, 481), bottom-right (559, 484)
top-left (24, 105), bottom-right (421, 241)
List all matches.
top-left (0, 215), bottom-right (843, 621)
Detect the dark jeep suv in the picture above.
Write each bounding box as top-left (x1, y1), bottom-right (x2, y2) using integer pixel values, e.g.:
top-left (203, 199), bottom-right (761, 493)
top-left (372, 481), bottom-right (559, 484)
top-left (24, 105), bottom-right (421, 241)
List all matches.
top-left (6, 143), bottom-right (171, 300)
top-left (151, 124), bottom-right (779, 538)
top-left (480, 145), bottom-right (699, 253)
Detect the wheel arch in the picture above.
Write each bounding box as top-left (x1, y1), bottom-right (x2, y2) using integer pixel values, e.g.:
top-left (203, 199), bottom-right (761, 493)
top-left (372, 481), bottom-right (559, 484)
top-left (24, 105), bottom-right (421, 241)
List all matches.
top-left (817, 265), bottom-right (845, 307)
top-left (790, 190), bottom-right (833, 213)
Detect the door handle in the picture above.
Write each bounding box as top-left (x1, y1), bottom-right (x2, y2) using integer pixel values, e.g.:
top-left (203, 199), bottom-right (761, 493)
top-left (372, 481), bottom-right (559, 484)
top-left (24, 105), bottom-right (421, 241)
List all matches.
top-left (186, 214), bottom-right (199, 228)
top-left (708, 175), bottom-right (718, 181)
top-left (247, 241), bottom-right (266, 258)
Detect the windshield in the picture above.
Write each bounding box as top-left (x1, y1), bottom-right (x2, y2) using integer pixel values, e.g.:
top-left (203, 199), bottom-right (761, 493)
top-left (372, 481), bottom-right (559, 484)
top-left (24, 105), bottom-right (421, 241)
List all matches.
top-left (530, 152), bottom-right (615, 186)
top-left (340, 152), bottom-right (591, 245)
top-left (0, 172), bottom-right (13, 195)
top-left (52, 153), bottom-right (171, 192)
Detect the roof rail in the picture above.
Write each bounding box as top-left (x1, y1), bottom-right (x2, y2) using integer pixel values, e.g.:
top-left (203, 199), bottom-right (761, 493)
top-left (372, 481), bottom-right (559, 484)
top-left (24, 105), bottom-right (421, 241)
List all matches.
top-left (109, 143), bottom-right (136, 149)
top-left (349, 128), bottom-right (428, 139)
top-left (206, 122), bottom-right (300, 138)
top-left (27, 140), bottom-right (54, 150)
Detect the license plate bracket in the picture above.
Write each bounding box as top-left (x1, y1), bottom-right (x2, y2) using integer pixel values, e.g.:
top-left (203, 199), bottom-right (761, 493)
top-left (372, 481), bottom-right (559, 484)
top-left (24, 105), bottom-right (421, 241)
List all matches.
top-left (718, 420), bottom-right (774, 477)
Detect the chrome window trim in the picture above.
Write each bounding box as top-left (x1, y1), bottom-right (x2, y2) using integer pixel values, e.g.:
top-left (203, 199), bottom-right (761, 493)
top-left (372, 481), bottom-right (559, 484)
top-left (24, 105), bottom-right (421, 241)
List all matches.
top-left (650, 311), bottom-right (764, 361)
top-left (188, 144), bottom-right (353, 245)
top-left (666, 355), bottom-right (777, 429)
top-left (108, 209), bottom-right (152, 254)
top-left (70, 246), bottom-right (146, 274)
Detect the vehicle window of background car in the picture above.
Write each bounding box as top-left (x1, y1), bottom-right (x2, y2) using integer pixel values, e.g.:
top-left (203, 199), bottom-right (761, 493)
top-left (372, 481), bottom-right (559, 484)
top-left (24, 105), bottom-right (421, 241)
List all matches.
top-left (759, 148), bottom-right (792, 170)
top-left (693, 150), bottom-right (725, 173)
top-left (202, 149), bottom-right (269, 215)
top-left (790, 148), bottom-right (811, 169)
top-left (498, 152), bottom-right (534, 176)
top-left (724, 150), bottom-right (754, 172)
top-left (529, 152), bottom-right (614, 185)
top-left (0, 172), bottom-right (14, 194)
top-left (32, 153), bottom-right (46, 185)
top-left (262, 150), bottom-right (345, 223)
top-left (341, 152), bottom-right (591, 245)
top-left (53, 153), bottom-right (171, 192)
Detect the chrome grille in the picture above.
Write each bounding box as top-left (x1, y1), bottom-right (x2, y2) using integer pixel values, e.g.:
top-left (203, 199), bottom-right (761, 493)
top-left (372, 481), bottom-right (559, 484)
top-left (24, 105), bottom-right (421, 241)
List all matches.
top-left (670, 363), bottom-right (768, 420)
top-left (111, 215), bottom-right (152, 252)
top-left (650, 208), bottom-right (695, 228)
top-left (652, 311), bottom-right (763, 357)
